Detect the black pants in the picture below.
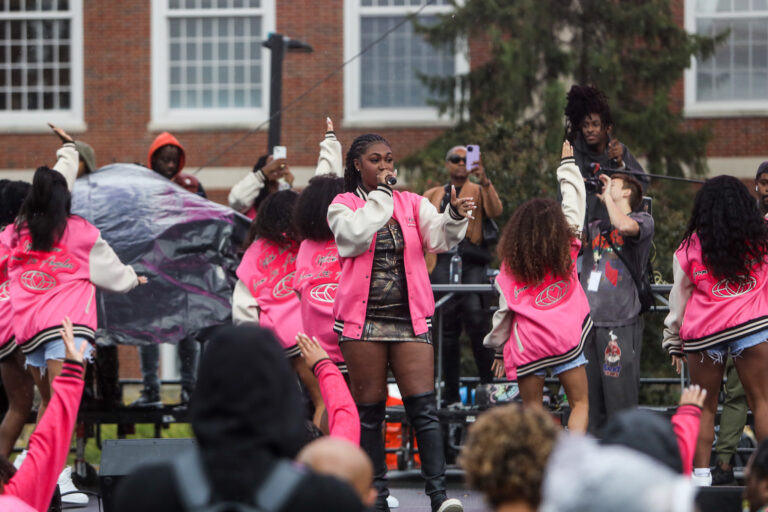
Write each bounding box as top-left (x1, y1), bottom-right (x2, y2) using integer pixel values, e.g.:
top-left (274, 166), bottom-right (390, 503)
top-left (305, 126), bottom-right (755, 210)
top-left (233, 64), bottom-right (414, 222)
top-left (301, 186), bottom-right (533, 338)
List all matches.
top-left (431, 253), bottom-right (494, 404)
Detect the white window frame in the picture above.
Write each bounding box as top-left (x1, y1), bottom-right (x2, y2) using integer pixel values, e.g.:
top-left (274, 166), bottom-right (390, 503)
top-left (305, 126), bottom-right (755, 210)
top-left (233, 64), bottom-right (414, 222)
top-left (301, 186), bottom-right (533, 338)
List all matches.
top-left (0, 0), bottom-right (85, 133)
top-left (150, 0), bottom-right (275, 131)
top-left (343, 0), bottom-right (468, 127)
top-left (684, 0), bottom-right (768, 117)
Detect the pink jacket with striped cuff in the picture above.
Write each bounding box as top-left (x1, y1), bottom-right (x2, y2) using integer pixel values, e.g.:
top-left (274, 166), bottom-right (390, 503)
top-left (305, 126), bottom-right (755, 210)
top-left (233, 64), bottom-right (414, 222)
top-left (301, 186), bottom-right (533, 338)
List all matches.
top-left (1, 360), bottom-right (84, 511)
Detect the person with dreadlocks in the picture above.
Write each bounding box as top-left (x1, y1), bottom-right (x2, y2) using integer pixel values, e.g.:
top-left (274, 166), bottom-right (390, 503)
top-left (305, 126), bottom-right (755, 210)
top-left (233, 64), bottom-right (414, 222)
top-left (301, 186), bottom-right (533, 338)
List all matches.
top-left (563, 84), bottom-right (645, 225)
top-left (327, 133), bottom-right (473, 512)
top-left (483, 140), bottom-right (591, 433)
top-left (663, 176), bottom-right (768, 486)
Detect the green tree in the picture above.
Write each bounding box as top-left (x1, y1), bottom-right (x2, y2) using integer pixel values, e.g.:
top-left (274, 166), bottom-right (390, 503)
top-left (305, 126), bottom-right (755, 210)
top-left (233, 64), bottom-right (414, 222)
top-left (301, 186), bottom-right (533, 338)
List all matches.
top-left (404, 0), bottom-right (722, 386)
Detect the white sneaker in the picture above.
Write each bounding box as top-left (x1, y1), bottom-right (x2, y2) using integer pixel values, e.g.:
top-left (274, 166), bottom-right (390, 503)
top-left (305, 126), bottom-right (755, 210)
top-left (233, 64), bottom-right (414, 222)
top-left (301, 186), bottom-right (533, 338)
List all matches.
top-left (58, 466), bottom-right (89, 506)
top-left (13, 449), bottom-right (27, 470)
top-left (691, 472), bottom-right (712, 487)
top-left (437, 498), bottom-right (464, 512)
top-left (387, 494), bottom-right (400, 508)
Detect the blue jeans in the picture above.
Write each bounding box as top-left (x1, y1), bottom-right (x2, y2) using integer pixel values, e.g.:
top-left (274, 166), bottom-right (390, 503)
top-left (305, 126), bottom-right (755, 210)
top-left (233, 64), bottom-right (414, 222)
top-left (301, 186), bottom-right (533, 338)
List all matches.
top-left (26, 337), bottom-right (94, 373)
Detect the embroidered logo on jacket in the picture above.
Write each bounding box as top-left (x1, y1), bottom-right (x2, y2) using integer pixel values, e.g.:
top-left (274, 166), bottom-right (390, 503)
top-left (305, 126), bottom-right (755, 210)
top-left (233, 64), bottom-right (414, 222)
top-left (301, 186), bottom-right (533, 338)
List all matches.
top-left (303, 243), bottom-right (341, 306)
top-left (711, 275), bottom-right (757, 299)
top-left (0, 280), bottom-right (8, 301)
top-left (248, 240), bottom-right (299, 303)
top-left (534, 280), bottom-right (570, 308)
top-left (11, 237), bottom-right (80, 294)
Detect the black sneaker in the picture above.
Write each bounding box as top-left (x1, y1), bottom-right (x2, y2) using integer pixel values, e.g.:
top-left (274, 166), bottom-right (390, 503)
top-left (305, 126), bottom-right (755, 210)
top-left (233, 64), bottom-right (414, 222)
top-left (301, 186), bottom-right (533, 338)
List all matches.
top-left (128, 387), bottom-right (162, 408)
top-left (711, 464), bottom-right (735, 486)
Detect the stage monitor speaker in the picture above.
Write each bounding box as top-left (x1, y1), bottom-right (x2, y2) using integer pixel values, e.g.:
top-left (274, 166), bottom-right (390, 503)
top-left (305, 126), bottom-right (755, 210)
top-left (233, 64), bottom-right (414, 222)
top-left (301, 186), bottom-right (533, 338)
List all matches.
top-left (695, 485), bottom-right (743, 512)
top-left (100, 438), bottom-right (196, 512)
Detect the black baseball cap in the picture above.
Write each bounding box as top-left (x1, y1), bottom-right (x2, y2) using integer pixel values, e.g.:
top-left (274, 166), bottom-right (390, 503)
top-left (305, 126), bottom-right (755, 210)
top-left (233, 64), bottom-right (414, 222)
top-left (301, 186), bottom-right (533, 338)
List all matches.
top-left (757, 161), bottom-right (768, 180)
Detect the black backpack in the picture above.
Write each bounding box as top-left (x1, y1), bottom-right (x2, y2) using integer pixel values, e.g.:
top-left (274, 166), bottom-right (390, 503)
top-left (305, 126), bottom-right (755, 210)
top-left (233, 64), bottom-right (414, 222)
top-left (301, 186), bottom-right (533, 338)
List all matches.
top-left (172, 448), bottom-right (306, 512)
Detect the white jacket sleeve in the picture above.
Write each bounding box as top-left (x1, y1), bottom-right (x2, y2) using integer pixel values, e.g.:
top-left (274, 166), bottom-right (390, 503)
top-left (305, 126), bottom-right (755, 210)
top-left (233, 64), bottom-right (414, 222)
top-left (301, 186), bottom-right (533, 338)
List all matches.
top-left (89, 236), bottom-right (139, 293)
top-left (417, 197), bottom-right (469, 253)
top-left (52, 142), bottom-right (79, 192)
top-left (327, 185), bottom-right (395, 258)
top-left (315, 132), bottom-right (343, 177)
top-left (662, 254), bottom-right (693, 357)
top-left (484, 280), bottom-right (511, 352)
top-left (228, 170), bottom-right (266, 213)
top-left (558, 157), bottom-right (586, 233)
top-left (232, 279), bottom-right (259, 325)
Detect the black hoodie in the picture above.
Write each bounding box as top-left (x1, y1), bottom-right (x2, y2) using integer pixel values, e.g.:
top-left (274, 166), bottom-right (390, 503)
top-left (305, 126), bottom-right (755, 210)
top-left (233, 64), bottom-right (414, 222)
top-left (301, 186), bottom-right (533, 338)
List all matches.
top-left (114, 325), bottom-right (364, 512)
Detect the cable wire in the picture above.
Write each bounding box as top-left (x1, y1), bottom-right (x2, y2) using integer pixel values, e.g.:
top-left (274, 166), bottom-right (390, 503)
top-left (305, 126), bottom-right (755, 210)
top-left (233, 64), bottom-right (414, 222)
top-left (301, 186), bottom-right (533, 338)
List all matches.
top-left (193, 0), bottom-right (439, 173)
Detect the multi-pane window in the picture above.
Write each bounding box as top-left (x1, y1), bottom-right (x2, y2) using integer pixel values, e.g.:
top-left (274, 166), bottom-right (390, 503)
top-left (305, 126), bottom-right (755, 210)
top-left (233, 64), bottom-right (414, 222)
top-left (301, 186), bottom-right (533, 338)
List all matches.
top-left (151, 0), bottom-right (273, 127)
top-left (345, 0), bottom-right (463, 124)
top-left (0, 0), bottom-right (83, 127)
top-left (686, 0), bottom-right (768, 111)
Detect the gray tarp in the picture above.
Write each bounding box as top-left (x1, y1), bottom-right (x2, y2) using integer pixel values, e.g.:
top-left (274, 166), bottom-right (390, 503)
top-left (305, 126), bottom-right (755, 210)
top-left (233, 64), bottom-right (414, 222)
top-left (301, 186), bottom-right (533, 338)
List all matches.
top-left (72, 163), bottom-right (250, 346)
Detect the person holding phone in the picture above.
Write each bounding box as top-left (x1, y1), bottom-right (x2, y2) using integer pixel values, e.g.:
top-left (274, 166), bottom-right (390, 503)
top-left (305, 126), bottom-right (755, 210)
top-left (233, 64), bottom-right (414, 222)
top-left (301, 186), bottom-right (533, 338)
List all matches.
top-left (228, 147), bottom-right (295, 219)
top-left (423, 145), bottom-right (503, 408)
top-left (328, 133), bottom-right (472, 512)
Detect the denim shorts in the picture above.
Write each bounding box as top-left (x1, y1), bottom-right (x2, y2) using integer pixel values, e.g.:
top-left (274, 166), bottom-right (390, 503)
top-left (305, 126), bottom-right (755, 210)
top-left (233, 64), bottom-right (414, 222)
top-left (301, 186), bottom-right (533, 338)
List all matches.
top-left (534, 351), bottom-right (588, 377)
top-left (25, 336), bottom-right (93, 371)
top-left (702, 327), bottom-right (768, 365)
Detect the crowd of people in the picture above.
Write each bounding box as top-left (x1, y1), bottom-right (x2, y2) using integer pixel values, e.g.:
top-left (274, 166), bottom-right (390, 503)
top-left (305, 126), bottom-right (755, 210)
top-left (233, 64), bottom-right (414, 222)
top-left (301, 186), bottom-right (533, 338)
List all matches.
top-left (0, 83), bottom-right (768, 512)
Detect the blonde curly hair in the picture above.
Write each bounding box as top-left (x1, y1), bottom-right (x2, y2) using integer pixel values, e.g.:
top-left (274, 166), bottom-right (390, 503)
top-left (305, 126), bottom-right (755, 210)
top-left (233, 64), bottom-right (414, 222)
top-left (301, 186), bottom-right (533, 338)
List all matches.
top-left (460, 404), bottom-right (559, 509)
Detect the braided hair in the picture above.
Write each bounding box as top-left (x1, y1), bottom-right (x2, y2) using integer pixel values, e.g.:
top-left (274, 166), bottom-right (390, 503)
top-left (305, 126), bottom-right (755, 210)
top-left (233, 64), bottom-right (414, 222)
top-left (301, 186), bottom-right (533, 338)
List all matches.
top-left (343, 134), bottom-right (391, 193)
top-left (564, 85), bottom-right (614, 143)
top-left (682, 175), bottom-right (768, 280)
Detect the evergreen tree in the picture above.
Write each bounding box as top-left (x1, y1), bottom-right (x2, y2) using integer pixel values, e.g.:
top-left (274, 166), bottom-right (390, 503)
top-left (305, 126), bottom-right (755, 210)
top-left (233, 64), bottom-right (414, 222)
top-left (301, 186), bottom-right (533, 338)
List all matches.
top-left (403, 0), bottom-right (722, 383)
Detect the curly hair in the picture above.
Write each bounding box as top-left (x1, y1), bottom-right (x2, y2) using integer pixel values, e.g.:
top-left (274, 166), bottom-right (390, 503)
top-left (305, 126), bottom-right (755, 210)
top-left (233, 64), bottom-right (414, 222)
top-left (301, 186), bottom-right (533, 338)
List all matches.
top-left (498, 198), bottom-right (575, 285)
top-left (294, 174), bottom-right (345, 242)
top-left (251, 153), bottom-right (273, 212)
top-left (343, 134), bottom-right (390, 193)
top-left (682, 175), bottom-right (768, 280)
top-left (244, 189), bottom-right (299, 248)
top-left (16, 167), bottom-right (71, 252)
top-left (564, 85), bottom-right (613, 143)
top-left (460, 404), bottom-right (559, 509)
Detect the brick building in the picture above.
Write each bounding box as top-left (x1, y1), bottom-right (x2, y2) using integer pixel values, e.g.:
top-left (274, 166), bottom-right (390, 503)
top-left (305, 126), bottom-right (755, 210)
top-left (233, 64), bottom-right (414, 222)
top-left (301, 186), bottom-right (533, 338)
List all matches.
top-left (0, 0), bottom-right (766, 380)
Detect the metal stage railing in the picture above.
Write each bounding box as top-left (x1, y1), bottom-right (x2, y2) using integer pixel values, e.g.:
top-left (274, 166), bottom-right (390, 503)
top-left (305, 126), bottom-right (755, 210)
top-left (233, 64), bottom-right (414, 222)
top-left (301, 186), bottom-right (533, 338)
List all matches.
top-left (430, 283), bottom-right (680, 407)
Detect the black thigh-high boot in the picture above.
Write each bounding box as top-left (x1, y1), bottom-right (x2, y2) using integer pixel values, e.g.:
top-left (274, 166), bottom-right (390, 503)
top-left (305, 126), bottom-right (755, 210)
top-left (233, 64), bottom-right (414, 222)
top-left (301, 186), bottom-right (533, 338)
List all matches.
top-left (403, 392), bottom-right (463, 512)
top-left (357, 401), bottom-right (390, 512)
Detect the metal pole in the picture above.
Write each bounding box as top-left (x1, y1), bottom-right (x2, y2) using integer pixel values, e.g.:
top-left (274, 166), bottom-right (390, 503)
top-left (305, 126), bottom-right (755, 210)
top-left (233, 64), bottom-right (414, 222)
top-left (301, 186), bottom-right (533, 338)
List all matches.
top-left (434, 292), bottom-right (455, 410)
top-left (264, 33), bottom-right (285, 153)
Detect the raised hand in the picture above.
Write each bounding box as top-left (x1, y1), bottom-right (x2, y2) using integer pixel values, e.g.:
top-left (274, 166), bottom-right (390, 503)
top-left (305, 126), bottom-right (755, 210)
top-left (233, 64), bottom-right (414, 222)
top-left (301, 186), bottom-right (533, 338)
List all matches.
top-left (48, 122), bottom-right (74, 144)
top-left (679, 384), bottom-right (707, 408)
top-left (450, 184), bottom-right (476, 219)
top-left (561, 140), bottom-right (574, 159)
top-left (326, 117), bottom-right (334, 132)
top-left (296, 332), bottom-right (329, 369)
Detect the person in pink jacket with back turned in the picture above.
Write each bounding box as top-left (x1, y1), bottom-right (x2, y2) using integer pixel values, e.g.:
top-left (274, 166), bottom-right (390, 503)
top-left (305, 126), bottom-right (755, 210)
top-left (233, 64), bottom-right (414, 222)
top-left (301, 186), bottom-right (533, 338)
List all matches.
top-left (664, 175), bottom-right (768, 486)
top-left (483, 141), bottom-right (590, 433)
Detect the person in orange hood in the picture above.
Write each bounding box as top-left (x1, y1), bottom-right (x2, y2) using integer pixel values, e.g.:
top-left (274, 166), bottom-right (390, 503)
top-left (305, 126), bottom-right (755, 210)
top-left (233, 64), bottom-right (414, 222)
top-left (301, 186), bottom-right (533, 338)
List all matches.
top-left (147, 132), bottom-right (206, 197)
top-left (129, 133), bottom-right (203, 408)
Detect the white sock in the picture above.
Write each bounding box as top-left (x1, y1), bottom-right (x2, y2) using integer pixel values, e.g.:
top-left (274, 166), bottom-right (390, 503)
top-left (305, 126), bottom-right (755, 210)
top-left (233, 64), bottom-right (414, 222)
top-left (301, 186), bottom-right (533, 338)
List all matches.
top-left (693, 467), bottom-right (711, 477)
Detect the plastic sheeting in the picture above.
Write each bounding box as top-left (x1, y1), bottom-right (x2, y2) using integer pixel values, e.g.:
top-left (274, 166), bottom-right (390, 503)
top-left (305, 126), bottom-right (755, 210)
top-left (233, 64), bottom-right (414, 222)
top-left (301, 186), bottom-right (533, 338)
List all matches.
top-left (72, 164), bottom-right (250, 346)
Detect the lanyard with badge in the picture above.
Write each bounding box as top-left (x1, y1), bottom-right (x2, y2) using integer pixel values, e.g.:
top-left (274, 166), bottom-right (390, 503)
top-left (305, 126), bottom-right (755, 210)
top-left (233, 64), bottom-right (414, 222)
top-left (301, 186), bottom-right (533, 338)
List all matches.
top-left (587, 223), bottom-right (612, 292)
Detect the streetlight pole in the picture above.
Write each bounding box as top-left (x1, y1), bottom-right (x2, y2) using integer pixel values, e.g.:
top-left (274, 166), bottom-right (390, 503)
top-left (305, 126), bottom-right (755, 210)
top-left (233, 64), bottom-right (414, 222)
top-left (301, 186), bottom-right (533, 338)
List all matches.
top-left (262, 33), bottom-right (312, 153)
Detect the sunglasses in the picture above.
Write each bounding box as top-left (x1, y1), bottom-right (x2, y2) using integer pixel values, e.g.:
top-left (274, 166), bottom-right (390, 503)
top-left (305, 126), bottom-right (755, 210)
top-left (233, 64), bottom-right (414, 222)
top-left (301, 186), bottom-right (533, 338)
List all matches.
top-left (447, 155), bottom-right (466, 164)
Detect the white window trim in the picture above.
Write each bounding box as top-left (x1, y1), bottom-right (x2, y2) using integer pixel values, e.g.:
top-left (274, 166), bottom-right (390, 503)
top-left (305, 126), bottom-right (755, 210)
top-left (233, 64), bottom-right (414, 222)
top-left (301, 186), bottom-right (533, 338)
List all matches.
top-left (684, 0), bottom-right (768, 118)
top-left (0, 1), bottom-right (85, 133)
top-left (149, 0), bottom-right (275, 132)
top-left (343, 0), bottom-right (468, 128)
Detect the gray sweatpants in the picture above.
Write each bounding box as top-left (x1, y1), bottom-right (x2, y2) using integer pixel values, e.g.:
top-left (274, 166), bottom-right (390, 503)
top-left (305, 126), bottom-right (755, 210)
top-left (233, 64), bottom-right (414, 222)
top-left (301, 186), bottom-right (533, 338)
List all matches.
top-left (584, 317), bottom-right (644, 434)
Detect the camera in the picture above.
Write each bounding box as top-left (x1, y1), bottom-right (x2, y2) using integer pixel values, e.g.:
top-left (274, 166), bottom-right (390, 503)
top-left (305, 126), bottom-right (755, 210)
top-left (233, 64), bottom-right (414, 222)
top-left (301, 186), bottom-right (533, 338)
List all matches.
top-left (585, 162), bottom-right (604, 194)
top-left (585, 175), bottom-right (604, 194)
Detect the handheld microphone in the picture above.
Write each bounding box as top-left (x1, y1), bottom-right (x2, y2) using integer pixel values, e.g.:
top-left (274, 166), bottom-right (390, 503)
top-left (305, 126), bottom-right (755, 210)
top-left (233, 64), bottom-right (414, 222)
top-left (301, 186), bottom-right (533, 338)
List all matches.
top-left (386, 176), bottom-right (397, 186)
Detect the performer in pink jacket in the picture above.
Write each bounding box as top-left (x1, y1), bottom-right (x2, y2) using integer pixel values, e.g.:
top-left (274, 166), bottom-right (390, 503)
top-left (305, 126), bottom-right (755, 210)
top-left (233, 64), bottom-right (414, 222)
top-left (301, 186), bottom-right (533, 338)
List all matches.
top-left (0, 125), bottom-right (145, 421)
top-left (663, 175), bottom-right (768, 486)
top-left (327, 133), bottom-right (472, 512)
top-left (484, 141), bottom-right (591, 433)
top-left (0, 317), bottom-right (87, 512)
